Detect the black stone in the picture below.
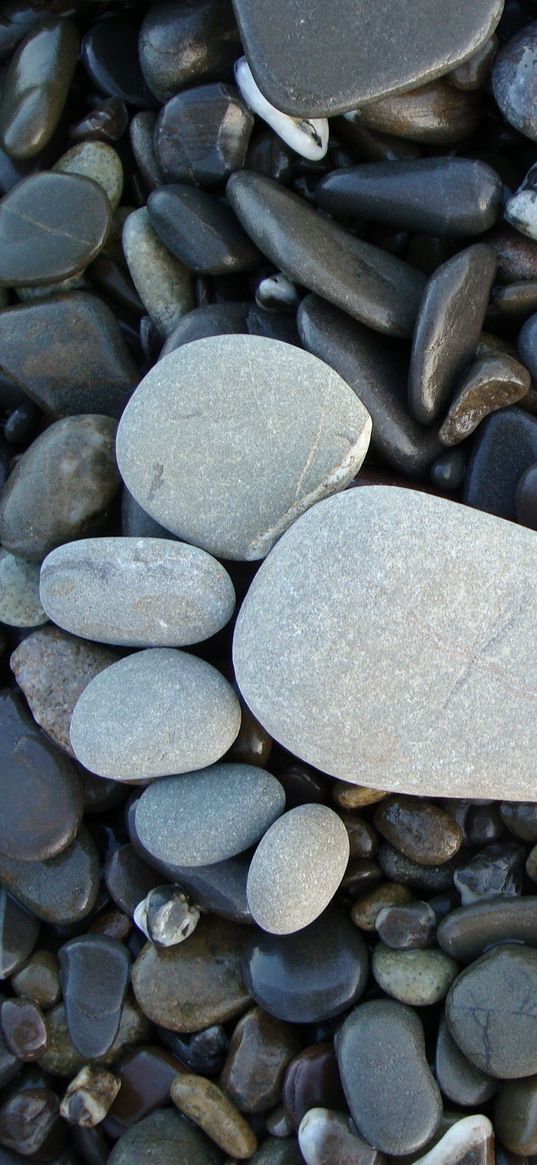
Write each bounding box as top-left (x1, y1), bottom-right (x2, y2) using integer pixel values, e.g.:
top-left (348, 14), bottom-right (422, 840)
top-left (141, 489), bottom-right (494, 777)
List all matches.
top-left (453, 842), bottom-right (525, 904)
top-left (463, 406), bottom-right (537, 519)
top-left (104, 845), bottom-right (161, 918)
top-left (148, 185), bottom-right (261, 275)
top-left (430, 447), bottom-right (467, 491)
top-left (157, 1025), bottom-right (229, 1077)
top-left (129, 112), bottom-right (163, 192)
top-left (377, 842), bottom-right (463, 892)
top-left (120, 487), bottom-right (176, 540)
top-left (81, 15), bottom-right (156, 109)
top-left (518, 312), bottom-right (537, 379)
top-left (4, 401), bottom-right (41, 448)
top-left (0, 887), bottom-right (40, 981)
top-left (155, 84), bottom-right (254, 188)
top-left (139, 0), bottom-right (240, 104)
top-left (0, 826), bottom-right (100, 927)
top-left (438, 896), bottom-right (537, 961)
top-left (59, 935), bottom-right (131, 1059)
top-left (375, 900), bottom-right (437, 949)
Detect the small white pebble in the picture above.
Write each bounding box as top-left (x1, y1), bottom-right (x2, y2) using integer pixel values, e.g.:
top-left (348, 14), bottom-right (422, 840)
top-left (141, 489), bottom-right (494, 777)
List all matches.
top-left (234, 57), bottom-right (329, 161)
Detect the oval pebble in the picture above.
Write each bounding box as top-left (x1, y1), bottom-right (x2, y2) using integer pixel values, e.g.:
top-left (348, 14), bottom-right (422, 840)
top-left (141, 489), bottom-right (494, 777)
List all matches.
top-left (372, 944), bottom-right (459, 1005)
top-left (69, 648), bottom-right (241, 781)
top-left (116, 335), bottom-right (372, 561)
top-left (107, 1108), bottom-right (221, 1165)
top-left (446, 944), bottom-right (537, 1078)
top-left (39, 537), bottom-right (236, 647)
top-left (134, 764), bottom-right (285, 868)
top-left (246, 805), bottom-right (350, 934)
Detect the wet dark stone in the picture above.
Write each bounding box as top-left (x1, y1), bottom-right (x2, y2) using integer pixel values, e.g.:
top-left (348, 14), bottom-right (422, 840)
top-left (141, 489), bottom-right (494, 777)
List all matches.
top-left (438, 896), bottom-right (537, 961)
top-left (107, 1107), bottom-right (221, 1165)
top-left (0, 998), bottom-right (48, 1062)
top-left (0, 887), bottom-right (40, 980)
top-left (219, 1007), bottom-right (301, 1114)
top-left (155, 83), bottom-right (254, 188)
top-left (69, 97), bottom-right (129, 145)
top-left (500, 801), bottom-right (537, 841)
top-left (148, 185), bottom-right (261, 275)
top-left (0, 2), bottom-right (46, 61)
top-left (430, 447), bottom-right (467, 491)
top-left (0, 1086), bottom-right (66, 1159)
top-left (104, 845), bottom-right (162, 919)
top-left (463, 407), bottom-right (537, 519)
top-left (375, 900), bottom-right (437, 949)
top-left (0, 18), bottom-right (80, 160)
top-left (139, 0), bottom-right (241, 104)
top-left (516, 462), bottom-right (537, 529)
top-left (275, 764), bottom-right (331, 809)
top-left (377, 841), bottom-right (463, 893)
top-left (518, 313), bottom-right (537, 381)
top-left (345, 81), bottom-right (484, 146)
top-left (59, 935), bottom-right (131, 1060)
top-left (282, 1043), bottom-right (346, 1128)
top-left (102, 1045), bottom-right (187, 1139)
top-left (243, 908), bottom-right (368, 1024)
top-left (157, 1024), bottom-right (229, 1078)
top-left (435, 1016), bottom-right (496, 1108)
top-left (121, 487), bottom-right (175, 540)
top-left (466, 803), bottom-right (504, 845)
top-left (4, 400), bottom-right (41, 447)
top-left (245, 126), bottom-right (294, 186)
top-left (81, 16), bottom-right (155, 109)
top-left (373, 795), bottom-right (462, 866)
top-left (453, 841), bottom-right (525, 904)
top-left (492, 21), bottom-right (537, 141)
top-left (0, 825), bottom-right (100, 926)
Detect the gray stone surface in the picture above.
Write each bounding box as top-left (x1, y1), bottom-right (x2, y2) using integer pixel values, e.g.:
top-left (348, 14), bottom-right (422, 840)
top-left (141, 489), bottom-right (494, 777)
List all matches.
top-left (0, 552), bottom-right (47, 627)
top-left (135, 764), bottom-right (285, 867)
top-left (437, 896), bottom-right (537, 962)
top-left (446, 944), bottom-right (537, 1078)
top-left (246, 805), bottom-right (349, 934)
top-left (492, 22), bottom-right (537, 142)
top-left (435, 1017), bottom-right (496, 1108)
top-left (116, 335), bottom-right (372, 561)
top-left (39, 537), bottom-right (236, 647)
top-left (233, 485), bottom-right (537, 799)
top-left (371, 944), bottom-right (458, 1006)
top-left (70, 647), bottom-right (241, 781)
top-left (54, 141), bottom-right (123, 211)
top-left (108, 1108), bottom-right (221, 1165)
top-left (122, 207), bottom-right (194, 338)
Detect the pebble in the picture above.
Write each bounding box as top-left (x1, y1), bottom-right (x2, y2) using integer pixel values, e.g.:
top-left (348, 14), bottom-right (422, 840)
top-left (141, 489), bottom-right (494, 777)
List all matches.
top-left (0, 824), bottom-right (100, 926)
top-left (132, 915), bottom-right (251, 1031)
top-left (59, 935), bottom-right (131, 1059)
top-left (316, 158), bottom-right (502, 237)
top-left (11, 949), bottom-right (61, 1010)
top-left (69, 648), bottom-right (241, 781)
top-left (135, 764), bottom-right (285, 868)
top-left (516, 463), bottom-right (537, 529)
top-left (463, 406), bottom-right (537, 519)
top-left (450, 35), bottom-right (499, 88)
top-left (0, 888), bottom-right (40, 981)
top-left (60, 1064), bottom-right (121, 1128)
top-left (107, 1108), bottom-right (222, 1165)
top-left (137, 850), bottom-right (253, 925)
top-left (378, 842), bottom-right (463, 893)
top-left (0, 1085), bottom-right (66, 1159)
top-left (39, 537), bottom-right (236, 647)
top-left (246, 1140), bottom-right (302, 1165)
top-left (494, 1077), bottom-right (537, 1155)
top-left (438, 353), bottom-right (530, 445)
top-left (158, 1025), bottom-right (228, 1079)
top-left (0, 551), bottom-right (46, 627)
top-left (298, 1107), bottom-right (381, 1165)
top-left (283, 1043), bottom-right (346, 1129)
top-left (411, 1115), bottom-right (494, 1165)
top-left (53, 141), bottom-right (123, 211)
top-left (244, 907), bottom-right (368, 1023)
top-left (408, 244), bottom-right (496, 426)
top-left (134, 886), bottom-right (199, 947)
top-left (220, 1007), bottom-right (302, 1114)
top-left (435, 1018), bottom-right (496, 1108)
top-left (139, 0), bottom-right (241, 103)
top-left (505, 189), bottom-right (537, 241)
top-left (351, 882), bottom-right (414, 931)
top-left (171, 1073), bottom-right (257, 1159)
top-left (0, 415), bottom-right (120, 562)
top-left (81, 14), bottom-right (155, 109)
top-left (0, 997), bottom-right (47, 1061)
top-left (501, 800), bottom-right (537, 840)
top-left (104, 844), bottom-right (160, 917)
top-left (116, 335), bottom-right (371, 560)
top-left (431, 447), bottom-right (468, 491)
top-left (346, 81), bottom-right (484, 145)
top-left (122, 207), bottom-right (194, 338)
top-left (231, 0), bottom-right (502, 116)
top-left (234, 57), bottom-right (328, 162)
top-left (375, 900), bottom-right (437, 949)
top-left (234, 485), bottom-right (537, 797)
top-left (492, 21), bottom-right (537, 141)
top-left (102, 1045), bottom-right (186, 1137)
top-left (148, 183), bottom-right (261, 275)
top-left (228, 172), bottom-right (426, 337)
top-left (446, 944), bottom-right (537, 1077)
top-left (155, 83), bottom-right (254, 187)
top-left (518, 313), bottom-right (537, 382)
top-left (246, 805), bottom-right (349, 934)
top-left (0, 19), bottom-right (80, 159)
top-left (335, 1000), bottom-right (442, 1155)
top-left (453, 841), bottom-right (525, 904)
top-left (437, 896), bottom-right (537, 961)
top-left (39, 996), bottom-right (151, 1078)
top-left (373, 796), bottom-right (463, 865)
top-left (371, 943), bottom-right (458, 1005)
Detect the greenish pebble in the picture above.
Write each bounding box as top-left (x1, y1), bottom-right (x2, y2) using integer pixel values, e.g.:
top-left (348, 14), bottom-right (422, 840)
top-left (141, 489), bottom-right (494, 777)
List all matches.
top-left (0, 550), bottom-right (47, 627)
top-left (372, 943), bottom-right (459, 1005)
top-left (122, 207), bottom-right (194, 337)
top-left (54, 141), bottom-right (123, 211)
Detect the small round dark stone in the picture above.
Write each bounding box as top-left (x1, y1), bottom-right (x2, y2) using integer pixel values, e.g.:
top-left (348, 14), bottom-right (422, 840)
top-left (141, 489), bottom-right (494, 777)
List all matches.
top-left (0, 998), bottom-right (48, 1062)
top-left (375, 900), bottom-right (437, 949)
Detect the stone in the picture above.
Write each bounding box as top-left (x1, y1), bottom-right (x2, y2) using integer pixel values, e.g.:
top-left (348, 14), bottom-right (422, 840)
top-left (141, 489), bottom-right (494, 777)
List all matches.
top-left (129, 111), bottom-right (163, 192)
top-left (157, 1026), bottom-right (228, 1079)
top-left (235, 57), bottom-right (328, 161)
top-left (505, 189), bottom-right (537, 241)
top-left (408, 244), bottom-right (496, 426)
top-left (351, 882), bottom-right (414, 931)
top-left (298, 1108), bottom-right (382, 1165)
top-left (446, 944), bottom-right (537, 1077)
top-left (39, 996), bottom-right (152, 1078)
top-left (247, 1140), bottom-right (301, 1165)
top-left (492, 281), bottom-right (537, 316)
top-left (283, 1045), bottom-right (346, 1128)
top-left (132, 915), bottom-right (250, 1032)
top-left (410, 1116), bottom-right (494, 1165)
top-left (375, 900), bottom-right (437, 949)
top-left (0, 416), bottom-right (120, 562)
top-left (155, 83), bottom-right (253, 187)
top-left (432, 448), bottom-right (468, 491)
top-left (122, 208), bottom-right (194, 339)
top-left (105, 845), bottom-right (168, 919)
top-left (347, 82), bottom-right (484, 145)
top-left (232, 0), bottom-right (502, 117)
top-left (0, 825), bottom-right (100, 926)
top-left (81, 15), bottom-right (155, 109)
top-left (450, 35), bottom-right (499, 89)
top-left (11, 950), bottom-right (60, 1010)
top-left (373, 796), bottom-right (463, 865)
top-left (234, 484), bottom-right (537, 797)
top-left (0, 889), bottom-right (40, 980)
top-left (0, 292), bottom-right (138, 418)
top-left (107, 1109), bottom-right (221, 1165)
top-left (243, 907), bottom-right (368, 1023)
top-left (135, 764), bottom-right (285, 868)
top-left (246, 805), bottom-right (349, 934)
top-left (226, 702), bottom-right (273, 769)
top-left (453, 841), bottom-right (525, 905)
top-left (438, 896), bottom-right (537, 961)
top-left (131, 844), bottom-right (253, 925)
top-left (0, 1086), bottom-right (66, 1160)
top-left (54, 141), bottom-right (123, 212)
top-left (519, 313), bottom-right (537, 382)
top-left (148, 184), bottom-right (261, 275)
top-left (70, 648), bottom-right (241, 781)
top-left (439, 353), bottom-right (530, 445)
top-left (502, 801), bottom-right (537, 841)
top-left (60, 1064), bottom-right (121, 1128)
top-left (298, 294), bottom-right (442, 477)
top-left (492, 22), bottom-right (537, 141)
top-left (435, 1018), bottom-right (496, 1108)
top-left (10, 627), bottom-right (116, 757)
top-left (378, 843), bottom-right (463, 894)
top-left (371, 944), bottom-right (458, 1005)
top-left (134, 886), bottom-right (200, 948)
top-left (116, 335), bottom-right (371, 560)
top-left (102, 1046), bottom-right (187, 1138)
top-left (0, 552), bottom-right (46, 627)
top-left (139, 0), bottom-right (240, 103)
top-left (171, 1073), bottom-right (257, 1158)
top-left (220, 1007), bottom-right (301, 1114)
top-left (228, 172), bottom-right (425, 337)
top-left (336, 1000), bottom-right (442, 1155)
top-left (39, 537), bottom-right (236, 648)
top-left (0, 19), bottom-right (80, 159)
top-left (0, 690), bottom-right (83, 863)
top-left (517, 463), bottom-right (537, 529)
top-left (316, 158), bottom-right (502, 238)
top-left (463, 407), bottom-right (537, 519)
top-left (69, 96), bottom-right (129, 145)
top-left (0, 998), bottom-right (47, 1061)
top-left (59, 935), bottom-right (131, 1060)
top-left (495, 1077), bottom-right (537, 1155)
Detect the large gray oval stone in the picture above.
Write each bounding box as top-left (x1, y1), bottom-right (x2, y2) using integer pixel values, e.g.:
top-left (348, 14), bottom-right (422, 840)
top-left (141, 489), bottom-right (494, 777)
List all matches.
top-left (39, 537), bottom-right (236, 646)
top-left (70, 648), bottom-right (241, 781)
top-left (116, 335), bottom-right (371, 560)
top-left (233, 486), bottom-right (537, 799)
top-left (134, 763), bottom-right (286, 867)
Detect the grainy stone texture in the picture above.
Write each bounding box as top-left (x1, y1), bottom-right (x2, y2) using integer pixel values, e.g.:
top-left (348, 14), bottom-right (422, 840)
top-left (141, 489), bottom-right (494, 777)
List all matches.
top-left (170, 1073), bottom-right (258, 1158)
top-left (371, 944), bottom-right (458, 1005)
top-left (107, 1108), bottom-right (222, 1165)
top-left (0, 551), bottom-right (47, 627)
top-left (446, 945), bottom-right (537, 1077)
top-left (53, 141), bottom-right (123, 210)
top-left (234, 485), bottom-right (537, 798)
top-left (122, 207), bottom-right (194, 338)
top-left (117, 335), bottom-right (372, 560)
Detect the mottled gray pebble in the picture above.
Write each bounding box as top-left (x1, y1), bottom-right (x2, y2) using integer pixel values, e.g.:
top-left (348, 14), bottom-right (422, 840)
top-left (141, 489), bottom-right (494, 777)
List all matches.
top-left (0, 552), bottom-right (47, 627)
top-left (372, 944), bottom-right (458, 1005)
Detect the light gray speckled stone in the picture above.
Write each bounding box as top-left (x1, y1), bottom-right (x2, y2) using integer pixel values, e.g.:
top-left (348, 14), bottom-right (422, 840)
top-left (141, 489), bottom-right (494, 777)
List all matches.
top-left (233, 485), bottom-right (537, 799)
top-left (39, 537), bottom-right (236, 647)
top-left (116, 335), bottom-right (372, 561)
top-left (54, 142), bottom-right (123, 211)
top-left (372, 944), bottom-right (459, 1006)
top-left (0, 551), bottom-right (47, 627)
top-left (246, 805), bottom-right (349, 934)
top-left (134, 763), bottom-right (286, 867)
top-left (70, 648), bottom-right (241, 781)
top-left (122, 207), bottom-right (194, 337)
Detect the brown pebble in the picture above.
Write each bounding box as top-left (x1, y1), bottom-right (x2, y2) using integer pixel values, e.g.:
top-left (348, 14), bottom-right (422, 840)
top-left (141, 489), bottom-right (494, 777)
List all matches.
top-left (374, 796), bottom-right (463, 865)
top-left (439, 353), bottom-right (530, 445)
top-left (220, 1006), bottom-right (302, 1114)
top-left (60, 1064), bottom-right (121, 1127)
top-left (1, 997), bottom-right (48, 1061)
top-left (337, 813), bottom-right (378, 860)
top-left (350, 882), bottom-right (414, 931)
top-left (282, 1043), bottom-right (346, 1129)
top-left (170, 1072), bottom-right (258, 1159)
top-left (11, 949), bottom-right (61, 1009)
top-left (332, 781), bottom-right (388, 810)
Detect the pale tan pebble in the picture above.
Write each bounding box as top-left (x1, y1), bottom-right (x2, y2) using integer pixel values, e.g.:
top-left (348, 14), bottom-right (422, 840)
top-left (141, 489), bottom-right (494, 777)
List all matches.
top-left (170, 1072), bottom-right (258, 1159)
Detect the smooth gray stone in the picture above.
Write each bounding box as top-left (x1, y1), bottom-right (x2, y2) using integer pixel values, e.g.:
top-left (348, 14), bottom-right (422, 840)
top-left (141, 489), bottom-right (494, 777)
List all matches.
top-left (53, 141), bottom-right (124, 213)
top-left (316, 159), bottom-right (502, 238)
top-left (519, 313), bottom-right (537, 381)
top-left (234, 485), bottom-right (537, 799)
top-left (435, 1017), bottom-right (496, 1108)
top-left (147, 184), bottom-right (261, 275)
top-left (122, 207), bottom-right (194, 339)
top-left (0, 826), bottom-right (100, 926)
top-left (298, 294), bottom-right (442, 478)
top-left (227, 172), bottom-right (425, 337)
top-left (437, 897), bottom-right (537, 962)
top-left (463, 407), bottom-right (537, 520)
top-left (160, 302), bottom-right (298, 359)
top-left (342, 80), bottom-right (484, 146)
top-left (116, 334), bottom-right (371, 561)
top-left (336, 1000), bottom-right (442, 1155)
top-left (39, 537), bottom-right (236, 647)
top-left (135, 764), bottom-right (285, 867)
top-left (408, 244), bottom-right (497, 426)
top-left (107, 1108), bottom-right (221, 1165)
top-left (446, 945), bottom-right (537, 1078)
top-left (69, 648), bottom-right (241, 781)
top-left (59, 935), bottom-right (131, 1060)
top-left (129, 111), bottom-right (163, 191)
top-left (0, 887), bottom-right (40, 980)
top-left (492, 22), bottom-right (537, 142)
top-left (495, 1078), bottom-right (537, 1156)
top-left (232, 0), bottom-right (503, 117)
top-left (371, 944), bottom-right (458, 1006)
top-left (139, 0), bottom-right (240, 104)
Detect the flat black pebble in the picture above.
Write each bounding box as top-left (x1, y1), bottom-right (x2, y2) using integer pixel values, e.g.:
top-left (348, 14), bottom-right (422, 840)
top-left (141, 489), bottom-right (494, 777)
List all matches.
top-left (0, 825), bottom-right (100, 926)
top-left (81, 15), bottom-right (155, 109)
top-left (438, 896), bottom-right (537, 961)
top-left (463, 406), bottom-right (537, 519)
top-left (59, 935), bottom-right (131, 1059)
top-left (139, 0), bottom-right (241, 104)
top-left (155, 83), bottom-right (254, 188)
top-left (148, 185), bottom-right (261, 275)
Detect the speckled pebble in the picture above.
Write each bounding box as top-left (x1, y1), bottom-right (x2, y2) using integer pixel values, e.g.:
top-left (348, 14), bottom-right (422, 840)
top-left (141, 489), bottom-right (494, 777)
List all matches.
top-left (0, 551), bottom-right (47, 627)
top-left (372, 943), bottom-right (459, 1005)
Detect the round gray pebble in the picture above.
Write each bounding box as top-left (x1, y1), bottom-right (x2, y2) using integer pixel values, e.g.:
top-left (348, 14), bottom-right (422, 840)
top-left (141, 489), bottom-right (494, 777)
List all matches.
top-left (372, 944), bottom-right (459, 1005)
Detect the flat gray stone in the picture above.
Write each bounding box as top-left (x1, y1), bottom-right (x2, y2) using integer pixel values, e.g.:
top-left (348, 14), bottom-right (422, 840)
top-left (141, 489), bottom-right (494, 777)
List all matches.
top-left (116, 335), bottom-right (371, 561)
top-left (39, 537), bottom-right (236, 647)
top-left (246, 805), bottom-right (349, 934)
top-left (122, 207), bottom-right (194, 338)
top-left (446, 945), bottom-right (537, 1078)
top-left (70, 647), bottom-right (241, 781)
top-left (233, 486), bottom-right (537, 799)
top-left (134, 764), bottom-right (285, 867)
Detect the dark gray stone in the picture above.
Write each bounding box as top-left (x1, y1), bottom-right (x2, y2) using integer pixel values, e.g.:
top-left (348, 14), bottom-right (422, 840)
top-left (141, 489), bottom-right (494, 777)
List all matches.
top-left (0, 826), bottom-right (100, 926)
top-left (59, 935), bottom-right (131, 1059)
top-left (463, 407), bottom-right (537, 519)
top-left (492, 22), bottom-right (537, 142)
top-left (107, 1108), bottom-right (221, 1165)
top-left (148, 185), bottom-right (261, 275)
top-left (139, 0), bottom-right (240, 103)
top-left (435, 1017), bottom-right (496, 1108)
top-left (438, 896), bottom-right (537, 962)
top-left (155, 84), bottom-right (254, 187)
top-left (0, 887), bottom-right (40, 980)
top-left (453, 842), bottom-right (525, 905)
top-left (0, 19), bottom-right (80, 160)
top-left (446, 944), bottom-right (537, 1078)
top-left (518, 312), bottom-right (537, 380)
top-left (516, 462), bottom-right (537, 529)
top-left (375, 900), bottom-right (437, 949)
